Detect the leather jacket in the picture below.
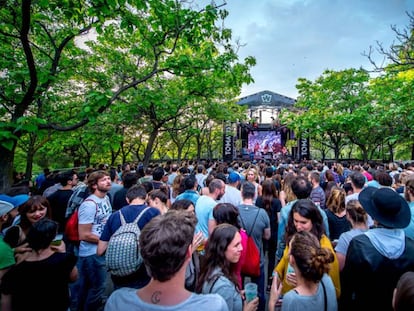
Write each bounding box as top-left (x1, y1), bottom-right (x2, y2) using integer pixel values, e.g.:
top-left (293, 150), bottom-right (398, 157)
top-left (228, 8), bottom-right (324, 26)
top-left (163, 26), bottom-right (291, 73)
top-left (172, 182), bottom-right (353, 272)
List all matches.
top-left (339, 234), bottom-right (414, 311)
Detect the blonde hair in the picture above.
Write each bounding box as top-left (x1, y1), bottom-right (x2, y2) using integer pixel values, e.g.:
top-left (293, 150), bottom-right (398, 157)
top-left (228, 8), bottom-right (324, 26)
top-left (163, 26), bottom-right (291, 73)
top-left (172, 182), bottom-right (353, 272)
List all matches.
top-left (172, 174), bottom-right (184, 197)
top-left (282, 172), bottom-right (297, 203)
top-left (326, 187), bottom-right (346, 214)
top-left (245, 167), bottom-right (259, 182)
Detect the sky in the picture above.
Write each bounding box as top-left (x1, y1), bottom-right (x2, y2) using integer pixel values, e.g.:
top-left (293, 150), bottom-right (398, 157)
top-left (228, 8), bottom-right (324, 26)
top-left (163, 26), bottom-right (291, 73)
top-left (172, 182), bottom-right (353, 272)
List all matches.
top-left (216, 0), bottom-right (414, 99)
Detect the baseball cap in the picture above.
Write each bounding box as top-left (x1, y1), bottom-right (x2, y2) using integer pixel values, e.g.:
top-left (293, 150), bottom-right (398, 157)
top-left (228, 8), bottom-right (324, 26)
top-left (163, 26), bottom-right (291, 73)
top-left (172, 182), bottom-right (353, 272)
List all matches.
top-left (228, 172), bottom-right (241, 184)
top-left (0, 200), bottom-right (14, 216)
top-left (0, 194), bottom-right (30, 208)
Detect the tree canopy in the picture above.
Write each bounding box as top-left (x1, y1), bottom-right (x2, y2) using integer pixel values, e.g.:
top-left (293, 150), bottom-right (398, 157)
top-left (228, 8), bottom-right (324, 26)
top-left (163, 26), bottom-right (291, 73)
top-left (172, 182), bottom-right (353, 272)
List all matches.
top-left (0, 0), bottom-right (255, 191)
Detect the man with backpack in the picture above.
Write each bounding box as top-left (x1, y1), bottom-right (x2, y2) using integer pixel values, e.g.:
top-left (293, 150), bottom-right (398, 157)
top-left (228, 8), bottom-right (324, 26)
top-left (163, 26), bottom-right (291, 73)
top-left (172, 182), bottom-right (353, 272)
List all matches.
top-left (76, 170), bottom-right (112, 311)
top-left (97, 185), bottom-right (160, 289)
top-left (237, 181), bottom-right (270, 311)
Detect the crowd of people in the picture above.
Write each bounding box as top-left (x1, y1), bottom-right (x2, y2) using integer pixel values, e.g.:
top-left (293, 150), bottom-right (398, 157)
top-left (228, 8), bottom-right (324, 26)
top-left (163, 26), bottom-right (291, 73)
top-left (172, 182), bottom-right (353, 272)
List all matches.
top-left (0, 158), bottom-right (414, 311)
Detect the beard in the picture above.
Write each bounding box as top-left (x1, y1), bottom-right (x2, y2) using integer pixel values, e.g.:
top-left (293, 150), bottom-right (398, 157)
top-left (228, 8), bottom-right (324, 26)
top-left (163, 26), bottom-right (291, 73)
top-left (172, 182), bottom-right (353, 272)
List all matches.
top-left (97, 185), bottom-right (111, 193)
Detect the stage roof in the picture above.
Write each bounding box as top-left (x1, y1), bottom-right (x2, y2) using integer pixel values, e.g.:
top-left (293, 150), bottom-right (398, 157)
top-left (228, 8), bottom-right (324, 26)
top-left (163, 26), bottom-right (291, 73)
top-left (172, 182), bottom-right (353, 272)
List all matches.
top-left (236, 90), bottom-right (296, 108)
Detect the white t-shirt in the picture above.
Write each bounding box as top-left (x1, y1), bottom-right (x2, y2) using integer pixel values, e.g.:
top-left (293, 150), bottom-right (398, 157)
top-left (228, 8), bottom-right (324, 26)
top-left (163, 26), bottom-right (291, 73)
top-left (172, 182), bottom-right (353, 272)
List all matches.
top-left (104, 288), bottom-right (229, 311)
top-left (78, 194), bottom-right (112, 257)
top-left (218, 185), bottom-right (242, 207)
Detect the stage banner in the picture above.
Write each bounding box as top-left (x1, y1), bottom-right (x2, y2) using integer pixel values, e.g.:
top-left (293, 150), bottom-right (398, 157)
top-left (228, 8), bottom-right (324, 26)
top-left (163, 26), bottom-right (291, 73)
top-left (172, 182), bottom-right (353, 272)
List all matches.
top-left (298, 133), bottom-right (310, 160)
top-left (223, 121), bottom-right (234, 162)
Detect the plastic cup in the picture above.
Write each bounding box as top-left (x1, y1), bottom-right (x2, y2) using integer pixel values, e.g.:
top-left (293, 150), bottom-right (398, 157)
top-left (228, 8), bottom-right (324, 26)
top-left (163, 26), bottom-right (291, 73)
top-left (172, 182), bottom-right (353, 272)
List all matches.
top-left (287, 263), bottom-right (295, 274)
top-left (51, 233), bottom-right (63, 246)
top-left (244, 282), bottom-right (258, 302)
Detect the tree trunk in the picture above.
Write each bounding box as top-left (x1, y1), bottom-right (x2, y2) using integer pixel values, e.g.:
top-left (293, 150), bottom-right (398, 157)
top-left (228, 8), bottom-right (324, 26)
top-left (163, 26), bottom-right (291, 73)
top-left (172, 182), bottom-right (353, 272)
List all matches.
top-left (0, 145), bottom-right (16, 192)
top-left (411, 142), bottom-right (414, 160)
top-left (334, 145), bottom-right (340, 162)
top-left (25, 146), bottom-right (35, 181)
top-left (387, 142), bottom-right (394, 162)
top-left (85, 155), bottom-right (91, 168)
top-left (177, 146), bottom-right (183, 163)
top-left (360, 145), bottom-right (368, 163)
top-left (196, 135), bottom-right (202, 160)
top-left (143, 128), bottom-right (159, 167)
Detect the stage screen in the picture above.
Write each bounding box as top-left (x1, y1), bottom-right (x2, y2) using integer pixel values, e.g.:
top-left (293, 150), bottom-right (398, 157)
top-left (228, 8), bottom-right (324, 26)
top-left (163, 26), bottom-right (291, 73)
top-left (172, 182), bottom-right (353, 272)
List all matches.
top-left (248, 130), bottom-right (283, 154)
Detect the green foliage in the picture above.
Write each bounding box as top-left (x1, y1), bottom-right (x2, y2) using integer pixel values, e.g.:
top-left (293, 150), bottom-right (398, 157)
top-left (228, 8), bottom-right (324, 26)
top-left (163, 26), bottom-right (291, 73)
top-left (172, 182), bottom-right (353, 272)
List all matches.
top-left (282, 66), bottom-right (414, 161)
top-left (0, 0), bottom-right (255, 181)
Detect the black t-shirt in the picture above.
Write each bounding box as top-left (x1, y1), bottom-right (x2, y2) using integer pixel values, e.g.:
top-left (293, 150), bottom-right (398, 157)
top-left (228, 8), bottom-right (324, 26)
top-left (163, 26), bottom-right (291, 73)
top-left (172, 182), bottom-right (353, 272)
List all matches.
top-left (47, 189), bottom-right (73, 232)
top-left (112, 188), bottom-right (128, 211)
top-left (325, 209), bottom-right (351, 240)
top-left (255, 196), bottom-right (281, 237)
top-left (0, 252), bottom-right (77, 311)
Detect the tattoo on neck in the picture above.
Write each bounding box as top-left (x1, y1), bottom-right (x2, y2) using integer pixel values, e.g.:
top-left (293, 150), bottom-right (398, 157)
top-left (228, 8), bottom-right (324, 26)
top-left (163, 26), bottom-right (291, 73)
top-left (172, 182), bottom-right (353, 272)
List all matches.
top-left (151, 291), bottom-right (162, 304)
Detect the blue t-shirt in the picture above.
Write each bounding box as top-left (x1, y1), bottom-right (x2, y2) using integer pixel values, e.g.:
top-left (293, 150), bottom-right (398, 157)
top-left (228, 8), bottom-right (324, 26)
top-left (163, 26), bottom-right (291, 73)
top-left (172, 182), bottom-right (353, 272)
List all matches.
top-left (281, 274), bottom-right (337, 311)
top-left (100, 204), bottom-right (160, 242)
top-left (201, 267), bottom-right (242, 311)
top-left (176, 190), bottom-right (200, 206)
top-left (105, 288), bottom-right (229, 311)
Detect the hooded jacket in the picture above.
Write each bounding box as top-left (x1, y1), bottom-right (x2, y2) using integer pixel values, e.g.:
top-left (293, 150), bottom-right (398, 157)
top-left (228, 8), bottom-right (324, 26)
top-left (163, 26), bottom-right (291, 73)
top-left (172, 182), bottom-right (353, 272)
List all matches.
top-left (339, 229), bottom-right (414, 311)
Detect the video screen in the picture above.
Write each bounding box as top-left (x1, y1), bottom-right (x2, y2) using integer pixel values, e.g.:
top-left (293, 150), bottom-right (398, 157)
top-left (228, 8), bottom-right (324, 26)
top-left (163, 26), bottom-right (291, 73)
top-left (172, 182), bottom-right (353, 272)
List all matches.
top-left (248, 130), bottom-right (283, 154)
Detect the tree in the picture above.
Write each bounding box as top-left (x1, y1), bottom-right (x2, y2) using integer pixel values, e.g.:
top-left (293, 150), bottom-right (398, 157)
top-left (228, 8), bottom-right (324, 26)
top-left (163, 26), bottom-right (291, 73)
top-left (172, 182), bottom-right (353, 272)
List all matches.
top-left (369, 70), bottom-right (414, 160)
top-left (0, 0), bottom-right (254, 191)
top-left (282, 69), bottom-right (373, 161)
top-left (365, 12), bottom-right (414, 73)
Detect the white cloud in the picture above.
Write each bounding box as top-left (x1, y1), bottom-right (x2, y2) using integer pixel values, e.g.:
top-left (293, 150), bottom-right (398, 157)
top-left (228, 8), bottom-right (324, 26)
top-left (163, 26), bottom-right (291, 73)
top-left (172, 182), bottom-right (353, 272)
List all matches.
top-left (224, 0), bottom-right (414, 98)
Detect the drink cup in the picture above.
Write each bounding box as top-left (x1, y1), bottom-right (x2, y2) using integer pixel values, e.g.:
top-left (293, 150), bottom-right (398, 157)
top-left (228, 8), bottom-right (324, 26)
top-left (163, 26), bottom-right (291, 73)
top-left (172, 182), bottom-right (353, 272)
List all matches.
top-left (244, 282), bottom-right (258, 302)
top-left (51, 233), bottom-right (63, 246)
top-left (287, 263), bottom-right (295, 274)
top-left (286, 263), bottom-right (296, 286)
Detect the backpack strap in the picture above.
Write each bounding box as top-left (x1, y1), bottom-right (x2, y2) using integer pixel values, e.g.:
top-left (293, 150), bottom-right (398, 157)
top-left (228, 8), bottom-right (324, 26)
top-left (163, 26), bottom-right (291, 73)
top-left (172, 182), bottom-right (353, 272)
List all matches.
top-left (321, 278), bottom-right (327, 311)
top-left (208, 274), bottom-right (224, 293)
top-left (240, 208), bottom-right (261, 236)
top-left (119, 210), bottom-right (127, 226)
top-left (83, 198), bottom-right (99, 216)
top-left (133, 207), bottom-right (151, 224)
top-left (118, 206), bottom-right (151, 226)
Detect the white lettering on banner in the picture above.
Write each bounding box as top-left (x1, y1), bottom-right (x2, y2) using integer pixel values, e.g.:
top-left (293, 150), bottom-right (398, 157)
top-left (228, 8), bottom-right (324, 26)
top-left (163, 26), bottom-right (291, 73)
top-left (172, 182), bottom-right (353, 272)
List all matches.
top-left (301, 138), bottom-right (308, 156)
top-left (224, 123), bottom-right (232, 156)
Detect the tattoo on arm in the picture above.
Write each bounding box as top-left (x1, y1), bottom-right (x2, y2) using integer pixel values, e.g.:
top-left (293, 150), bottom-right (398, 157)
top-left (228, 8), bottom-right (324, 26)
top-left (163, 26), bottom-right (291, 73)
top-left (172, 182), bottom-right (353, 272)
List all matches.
top-left (151, 291), bottom-right (162, 304)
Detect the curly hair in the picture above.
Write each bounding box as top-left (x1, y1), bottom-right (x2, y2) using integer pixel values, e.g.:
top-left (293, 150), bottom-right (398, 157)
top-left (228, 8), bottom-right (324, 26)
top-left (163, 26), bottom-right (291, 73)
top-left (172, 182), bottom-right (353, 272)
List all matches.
top-left (286, 199), bottom-right (325, 243)
top-left (290, 231), bottom-right (334, 283)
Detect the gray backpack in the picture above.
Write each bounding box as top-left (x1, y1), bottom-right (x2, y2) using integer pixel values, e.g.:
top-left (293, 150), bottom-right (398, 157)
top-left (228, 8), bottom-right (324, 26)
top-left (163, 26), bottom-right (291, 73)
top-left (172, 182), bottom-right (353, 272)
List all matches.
top-left (106, 207), bottom-right (150, 277)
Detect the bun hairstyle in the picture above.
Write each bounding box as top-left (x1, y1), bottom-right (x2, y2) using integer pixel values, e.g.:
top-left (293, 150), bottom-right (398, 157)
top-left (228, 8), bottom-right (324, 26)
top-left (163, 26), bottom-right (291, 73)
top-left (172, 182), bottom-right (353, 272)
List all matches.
top-left (346, 199), bottom-right (367, 224)
top-left (290, 231), bottom-right (334, 283)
